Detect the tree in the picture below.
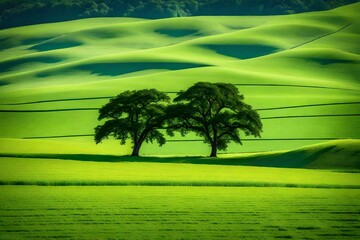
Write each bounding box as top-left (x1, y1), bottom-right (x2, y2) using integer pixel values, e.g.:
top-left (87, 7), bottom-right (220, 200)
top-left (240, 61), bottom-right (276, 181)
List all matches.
top-left (166, 82), bottom-right (262, 157)
top-left (94, 89), bottom-right (170, 156)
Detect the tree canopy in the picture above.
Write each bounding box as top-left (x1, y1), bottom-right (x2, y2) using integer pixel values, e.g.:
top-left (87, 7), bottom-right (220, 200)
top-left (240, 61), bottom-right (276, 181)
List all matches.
top-left (166, 82), bottom-right (262, 157)
top-left (0, 0), bottom-right (357, 29)
top-left (94, 89), bottom-right (170, 156)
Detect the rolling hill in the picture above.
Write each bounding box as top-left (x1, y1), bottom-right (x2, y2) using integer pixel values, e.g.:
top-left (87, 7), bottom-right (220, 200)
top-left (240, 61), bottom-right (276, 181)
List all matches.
top-left (0, 3), bottom-right (359, 156)
top-left (0, 139), bottom-right (359, 170)
top-left (0, 0), bottom-right (358, 29)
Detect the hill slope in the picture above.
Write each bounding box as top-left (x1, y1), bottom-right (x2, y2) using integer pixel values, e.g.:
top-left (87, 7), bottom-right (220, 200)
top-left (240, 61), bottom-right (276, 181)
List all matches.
top-left (0, 4), bottom-right (359, 155)
top-left (1, 140), bottom-right (359, 169)
top-left (0, 0), bottom-right (358, 29)
top-left (222, 140), bottom-right (360, 169)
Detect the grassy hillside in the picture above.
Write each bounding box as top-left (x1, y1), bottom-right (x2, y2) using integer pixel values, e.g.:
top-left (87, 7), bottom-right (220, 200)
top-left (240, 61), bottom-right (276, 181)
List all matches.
top-left (0, 4), bottom-right (359, 155)
top-left (0, 0), bottom-right (358, 29)
top-left (1, 139), bottom-right (359, 170)
top-left (1, 154), bottom-right (359, 187)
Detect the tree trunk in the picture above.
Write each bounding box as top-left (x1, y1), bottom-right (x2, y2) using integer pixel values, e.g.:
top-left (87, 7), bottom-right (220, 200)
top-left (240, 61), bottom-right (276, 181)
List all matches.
top-left (131, 142), bottom-right (142, 156)
top-left (210, 143), bottom-right (217, 157)
top-left (131, 129), bottom-right (150, 157)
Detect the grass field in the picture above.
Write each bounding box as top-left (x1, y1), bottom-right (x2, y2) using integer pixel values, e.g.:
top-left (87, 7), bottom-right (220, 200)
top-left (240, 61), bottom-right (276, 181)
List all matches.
top-left (0, 3), bottom-right (359, 240)
top-left (0, 3), bottom-right (359, 155)
top-left (1, 186), bottom-right (359, 240)
top-left (0, 156), bottom-right (359, 187)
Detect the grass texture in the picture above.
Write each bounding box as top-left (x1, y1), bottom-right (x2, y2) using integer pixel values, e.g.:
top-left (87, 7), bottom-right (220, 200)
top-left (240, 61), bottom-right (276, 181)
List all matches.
top-left (0, 186), bottom-right (359, 239)
top-left (1, 139), bottom-right (359, 169)
top-left (0, 156), bottom-right (359, 188)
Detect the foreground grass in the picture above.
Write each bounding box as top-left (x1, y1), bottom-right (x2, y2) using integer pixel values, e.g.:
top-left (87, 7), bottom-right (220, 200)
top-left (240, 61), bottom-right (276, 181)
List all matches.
top-left (0, 186), bottom-right (359, 239)
top-left (0, 157), bottom-right (359, 188)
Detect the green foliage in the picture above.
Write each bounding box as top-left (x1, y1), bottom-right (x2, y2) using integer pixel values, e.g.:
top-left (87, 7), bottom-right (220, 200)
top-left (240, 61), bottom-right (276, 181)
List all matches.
top-left (166, 82), bottom-right (262, 157)
top-left (94, 89), bottom-right (170, 156)
top-left (0, 0), bottom-right (357, 29)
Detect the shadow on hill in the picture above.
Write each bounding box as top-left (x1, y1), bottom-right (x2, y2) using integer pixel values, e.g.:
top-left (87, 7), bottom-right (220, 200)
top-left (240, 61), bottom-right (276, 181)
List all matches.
top-left (74, 62), bottom-right (209, 76)
top-left (0, 80), bottom-right (8, 86)
top-left (0, 56), bottom-right (65, 72)
top-left (29, 39), bottom-right (82, 51)
top-left (201, 44), bottom-right (279, 59)
top-left (0, 153), bottom-right (200, 164)
top-left (0, 38), bottom-right (14, 51)
top-left (22, 37), bottom-right (54, 45)
top-left (83, 29), bottom-right (122, 39)
top-left (155, 29), bottom-right (201, 37)
top-left (1, 141), bottom-right (359, 169)
top-left (225, 146), bottom-right (337, 168)
top-left (308, 58), bottom-right (359, 65)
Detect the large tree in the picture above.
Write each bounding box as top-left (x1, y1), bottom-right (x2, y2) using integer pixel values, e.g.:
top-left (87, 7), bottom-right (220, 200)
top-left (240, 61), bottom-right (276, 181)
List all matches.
top-left (166, 82), bottom-right (262, 157)
top-left (94, 89), bottom-right (170, 156)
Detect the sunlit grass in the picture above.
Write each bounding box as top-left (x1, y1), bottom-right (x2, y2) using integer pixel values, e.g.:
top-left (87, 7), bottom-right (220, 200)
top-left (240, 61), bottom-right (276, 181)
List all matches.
top-left (1, 186), bottom-right (359, 239)
top-left (0, 156), bottom-right (359, 187)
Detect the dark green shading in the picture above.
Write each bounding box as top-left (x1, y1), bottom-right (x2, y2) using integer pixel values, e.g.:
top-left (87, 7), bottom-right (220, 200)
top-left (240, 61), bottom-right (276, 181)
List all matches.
top-left (83, 30), bottom-right (120, 39)
top-left (0, 56), bottom-right (64, 72)
top-left (2, 141), bottom-right (359, 169)
top-left (201, 44), bottom-right (279, 59)
top-left (0, 80), bottom-right (8, 86)
top-left (0, 38), bottom-right (14, 51)
top-left (29, 39), bottom-right (82, 51)
top-left (155, 29), bottom-right (200, 37)
top-left (75, 62), bottom-right (209, 76)
top-left (22, 37), bottom-right (53, 45)
top-left (308, 58), bottom-right (359, 65)
top-left (0, 179), bottom-right (359, 189)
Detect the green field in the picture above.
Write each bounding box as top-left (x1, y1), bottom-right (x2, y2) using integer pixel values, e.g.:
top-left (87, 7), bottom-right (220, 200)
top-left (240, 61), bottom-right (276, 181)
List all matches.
top-left (0, 156), bottom-right (359, 187)
top-left (1, 186), bottom-right (359, 240)
top-left (0, 3), bottom-right (359, 155)
top-left (0, 3), bottom-right (359, 240)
